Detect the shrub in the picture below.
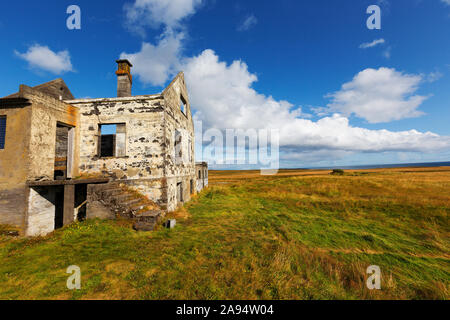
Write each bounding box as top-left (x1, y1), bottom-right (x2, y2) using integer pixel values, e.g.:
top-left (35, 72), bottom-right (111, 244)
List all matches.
top-left (331, 169), bottom-right (345, 175)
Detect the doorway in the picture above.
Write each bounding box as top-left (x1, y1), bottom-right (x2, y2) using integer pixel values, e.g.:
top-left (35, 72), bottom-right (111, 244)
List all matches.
top-left (177, 182), bottom-right (183, 203)
top-left (54, 123), bottom-right (75, 180)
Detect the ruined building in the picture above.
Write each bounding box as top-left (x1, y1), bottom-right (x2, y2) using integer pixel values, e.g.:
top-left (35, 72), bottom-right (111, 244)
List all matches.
top-left (196, 162), bottom-right (208, 192)
top-left (0, 59), bottom-right (207, 236)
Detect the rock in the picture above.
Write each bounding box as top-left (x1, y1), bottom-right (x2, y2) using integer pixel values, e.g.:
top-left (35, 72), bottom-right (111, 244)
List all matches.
top-left (136, 210), bottom-right (161, 223)
top-left (133, 221), bottom-right (156, 232)
top-left (0, 230), bottom-right (19, 237)
top-left (164, 219), bottom-right (176, 229)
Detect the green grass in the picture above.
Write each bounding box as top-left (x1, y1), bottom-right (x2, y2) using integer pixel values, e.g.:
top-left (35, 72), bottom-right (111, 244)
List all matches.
top-left (0, 168), bottom-right (449, 300)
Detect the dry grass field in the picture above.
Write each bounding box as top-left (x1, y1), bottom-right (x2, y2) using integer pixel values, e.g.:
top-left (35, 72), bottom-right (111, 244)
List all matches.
top-left (0, 167), bottom-right (449, 299)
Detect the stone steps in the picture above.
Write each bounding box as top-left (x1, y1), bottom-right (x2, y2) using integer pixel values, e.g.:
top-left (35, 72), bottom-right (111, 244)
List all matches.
top-left (93, 182), bottom-right (163, 231)
top-left (102, 188), bottom-right (123, 197)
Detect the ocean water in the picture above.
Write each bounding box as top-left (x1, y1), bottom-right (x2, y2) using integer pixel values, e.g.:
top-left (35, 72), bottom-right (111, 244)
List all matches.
top-left (309, 162), bottom-right (450, 170)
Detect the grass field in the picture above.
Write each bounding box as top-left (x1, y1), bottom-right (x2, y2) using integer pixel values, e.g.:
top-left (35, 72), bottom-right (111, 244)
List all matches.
top-left (0, 167), bottom-right (449, 300)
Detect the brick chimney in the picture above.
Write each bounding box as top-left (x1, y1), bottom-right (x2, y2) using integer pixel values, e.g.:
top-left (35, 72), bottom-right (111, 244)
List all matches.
top-left (116, 59), bottom-right (133, 97)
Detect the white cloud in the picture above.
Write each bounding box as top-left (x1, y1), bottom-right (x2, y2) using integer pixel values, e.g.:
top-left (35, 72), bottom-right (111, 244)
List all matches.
top-left (120, 32), bottom-right (184, 86)
top-left (382, 46), bottom-right (392, 59)
top-left (124, 0), bottom-right (203, 35)
top-left (121, 2), bottom-right (450, 164)
top-left (15, 44), bottom-right (73, 75)
top-left (441, 0), bottom-right (450, 6)
top-left (237, 14), bottom-right (258, 31)
top-left (183, 50), bottom-right (449, 154)
top-left (326, 67), bottom-right (427, 123)
top-left (425, 71), bottom-right (443, 83)
top-left (124, 43), bottom-right (450, 158)
top-left (359, 38), bottom-right (385, 49)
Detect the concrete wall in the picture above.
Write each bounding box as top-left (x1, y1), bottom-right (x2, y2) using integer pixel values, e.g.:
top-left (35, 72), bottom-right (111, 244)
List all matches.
top-left (1, 71), bottom-right (198, 236)
top-left (0, 85), bottom-right (80, 233)
top-left (0, 103), bottom-right (32, 231)
top-left (68, 95), bottom-right (169, 207)
top-left (24, 85), bottom-right (80, 181)
top-left (195, 163), bottom-right (208, 193)
top-left (71, 95), bottom-right (166, 180)
top-left (86, 184), bottom-right (115, 220)
top-left (26, 187), bottom-right (56, 236)
top-left (162, 73), bottom-right (196, 211)
top-left (69, 73), bottom-right (196, 212)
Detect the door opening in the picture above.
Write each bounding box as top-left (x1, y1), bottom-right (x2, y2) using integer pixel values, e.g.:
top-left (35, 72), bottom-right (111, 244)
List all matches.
top-left (177, 182), bottom-right (183, 203)
top-left (55, 123), bottom-right (75, 180)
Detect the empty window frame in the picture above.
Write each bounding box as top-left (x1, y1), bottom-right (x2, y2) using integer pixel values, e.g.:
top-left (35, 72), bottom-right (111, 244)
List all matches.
top-left (0, 116), bottom-right (5, 149)
top-left (180, 95), bottom-right (187, 115)
top-left (175, 129), bottom-right (182, 163)
top-left (98, 123), bottom-right (126, 158)
top-left (188, 137), bottom-right (192, 162)
top-left (177, 182), bottom-right (184, 203)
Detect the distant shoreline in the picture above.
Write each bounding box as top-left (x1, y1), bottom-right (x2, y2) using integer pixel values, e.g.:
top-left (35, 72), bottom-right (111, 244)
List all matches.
top-left (308, 161), bottom-right (450, 170)
top-left (209, 161), bottom-right (450, 171)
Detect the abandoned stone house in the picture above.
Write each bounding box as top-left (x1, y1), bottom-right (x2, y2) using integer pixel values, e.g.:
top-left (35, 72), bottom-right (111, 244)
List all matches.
top-left (196, 162), bottom-right (208, 192)
top-left (0, 59), bottom-right (207, 236)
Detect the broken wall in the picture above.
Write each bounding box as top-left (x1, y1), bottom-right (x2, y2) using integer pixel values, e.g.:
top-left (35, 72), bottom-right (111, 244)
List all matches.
top-left (22, 85), bottom-right (80, 181)
top-left (162, 73), bottom-right (196, 211)
top-left (0, 103), bottom-right (32, 231)
top-left (26, 186), bottom-right (58, 236)
top-left (196, 163), bottom-right (208, 192)
top-left (70, 95), bottom-right (168, 207)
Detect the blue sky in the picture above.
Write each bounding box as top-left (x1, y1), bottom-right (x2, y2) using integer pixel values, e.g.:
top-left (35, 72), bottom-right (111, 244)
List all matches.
top-left (1, 0), bottom-right (449, 168)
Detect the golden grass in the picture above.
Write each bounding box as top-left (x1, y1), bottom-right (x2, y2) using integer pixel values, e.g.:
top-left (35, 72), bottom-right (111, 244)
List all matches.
top-left (0, 166), bottom-right (448, 300)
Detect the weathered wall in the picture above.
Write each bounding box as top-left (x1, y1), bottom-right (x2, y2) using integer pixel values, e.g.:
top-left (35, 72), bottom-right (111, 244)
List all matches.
top-left (32, 78), bottom-right (74, 100)
top-left (68, 95), bottom-right (168, 206)
top-left (0, 104), bottom-right (32, 230)
top-left (122, 178), bottom-right (168, 209)
top-left (117, 75), bottom-right (132, 97)
top-left (69, 73), bottom-right (196, 212)
top-left (86, 184), bottom-right (115, 220)
top-left (23, 85), bottom-right (80, 181)
top-left (0, 85), bottom-right (80, 233)
top-left (26, 187), bottom-right (57, 236)
top-left (1, 71), bottom-right (199, 236)
top-left (196, 163), bottom-right (208, 192)
top-left (162, 73), bottom-right (196, 211)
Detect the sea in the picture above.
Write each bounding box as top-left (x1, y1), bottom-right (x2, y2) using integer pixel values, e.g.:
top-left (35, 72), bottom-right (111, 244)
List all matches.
top-left (308, 161), bottom-right (450, 170)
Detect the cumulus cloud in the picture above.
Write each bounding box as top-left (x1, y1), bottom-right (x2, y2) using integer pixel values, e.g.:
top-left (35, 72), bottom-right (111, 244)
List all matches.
top-left (123, 40), bottom-right (450, 159)
top-left (120, 32), bottom-right (184, 86)
top-left (237, 14), bottom-right (258, 31)
top-left (183, 51), bottom-right (449, 154)
top-left (124, 0), bottom-right (203, 35)
top-left (326, 68), bottom-right (428, 123)
top-left (121, 1), bottom-right (450, 164)
top-left (15, 44), bottom-right (73, 74)
top-left (359, 38), bottom-right (385, 49)
top-left (441, 0), bottom-right (450, 6)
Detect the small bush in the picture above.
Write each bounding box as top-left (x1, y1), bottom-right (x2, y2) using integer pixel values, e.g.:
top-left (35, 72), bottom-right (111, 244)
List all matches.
top-left (331, 169), bottom-right (345, 176)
